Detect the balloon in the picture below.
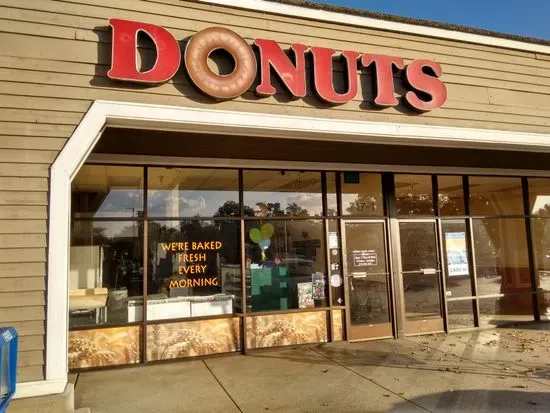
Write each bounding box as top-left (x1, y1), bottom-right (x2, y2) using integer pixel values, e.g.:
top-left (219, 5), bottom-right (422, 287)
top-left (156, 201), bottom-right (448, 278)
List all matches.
top-left (259, 239), bottom-right (271, 250)
top-left (261, 223), bottom-right (274, 239)
top-left (249, 228), bottom-right (262, 244)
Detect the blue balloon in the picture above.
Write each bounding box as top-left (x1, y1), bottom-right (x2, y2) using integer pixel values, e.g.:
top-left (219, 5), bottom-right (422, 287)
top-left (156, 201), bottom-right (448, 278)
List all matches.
top-left (259, 239), bottom-right (271, 250)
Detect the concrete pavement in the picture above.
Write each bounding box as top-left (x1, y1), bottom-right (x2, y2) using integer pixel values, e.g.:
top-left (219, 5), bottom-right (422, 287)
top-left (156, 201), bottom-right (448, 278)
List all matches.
top-left (75, 324), bottom-right (550, 412)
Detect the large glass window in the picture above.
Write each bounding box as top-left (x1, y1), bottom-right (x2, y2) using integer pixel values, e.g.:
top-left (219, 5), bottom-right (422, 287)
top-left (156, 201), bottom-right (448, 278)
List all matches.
top-left (341, 173), bottom-right (383, 216)
top-left (528, 178), bottom-right (550, 319)
top-left (148, 168), bottom-right (239, 218)
top-left (72, 165), bottom-right (144, 218)
top-left (245, 220), bottom-right (327, 312)
top-left (438, 175), bottom-right (465, 216)
top-left (70, 165), bottom-right (145, 328)
top-left (395, 174), bottom-right (434, 216)
top-left (469, 176), bottom-right (523, 216)
top-left (146, 220), bottom-right (241, 320)
top-left (69, 220), bottom-right (144, 327)
top-left (326, 172), bottom-right (338, 216)
top-left (446, 299), bottom-right (475, 330)
top-left (244, 170), bottom-right (322, 217)
top-left (478, 295), bottom-right (534, 327)
top-left (473, 218), bottom-right (531, 296)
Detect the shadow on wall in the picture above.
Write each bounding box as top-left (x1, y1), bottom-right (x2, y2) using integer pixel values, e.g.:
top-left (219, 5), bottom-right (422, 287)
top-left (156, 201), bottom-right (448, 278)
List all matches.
top-left (390, 390), bottom-right (549, 412)
top-left (89, 24), bottom-right (423, 114)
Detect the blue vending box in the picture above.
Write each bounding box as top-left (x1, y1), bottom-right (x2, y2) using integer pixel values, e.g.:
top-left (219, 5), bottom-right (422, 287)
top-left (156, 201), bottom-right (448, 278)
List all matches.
top-left (0, 327), bottom-right (18, 413)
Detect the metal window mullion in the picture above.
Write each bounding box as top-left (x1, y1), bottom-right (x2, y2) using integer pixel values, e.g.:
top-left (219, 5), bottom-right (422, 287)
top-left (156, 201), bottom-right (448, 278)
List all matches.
top-left (432, 175), bottom-right (440, 217)
top-left (336, 171), bottom-right (342, 217)
top-left (466, 217), bottom-right (480, 327)
top-left (238, 169), bottom-right (248, 353)
top-left (436, 218), bottom-right (449, 333)
top-left (142, 166), bottom-right (148, 364)
top-left (522, 177), bottom-right (540, 321)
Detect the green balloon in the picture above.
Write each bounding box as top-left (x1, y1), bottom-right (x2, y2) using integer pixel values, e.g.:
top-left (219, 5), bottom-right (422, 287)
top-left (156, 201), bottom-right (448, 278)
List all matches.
top-left (261, 223), bottom-right (274, 239)
top-left (249, 228), bottom-right (262, 244)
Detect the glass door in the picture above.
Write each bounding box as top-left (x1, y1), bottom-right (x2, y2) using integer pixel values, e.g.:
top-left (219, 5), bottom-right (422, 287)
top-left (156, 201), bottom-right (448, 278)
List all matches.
top-left (343, 220), bottom-right (393, 340)
top-left (398, 220), bottom-right (444, 334)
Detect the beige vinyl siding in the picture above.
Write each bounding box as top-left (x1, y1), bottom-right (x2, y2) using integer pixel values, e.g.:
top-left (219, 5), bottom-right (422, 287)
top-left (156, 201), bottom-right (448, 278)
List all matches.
top-left (0, 0), bottom-right (550, 383)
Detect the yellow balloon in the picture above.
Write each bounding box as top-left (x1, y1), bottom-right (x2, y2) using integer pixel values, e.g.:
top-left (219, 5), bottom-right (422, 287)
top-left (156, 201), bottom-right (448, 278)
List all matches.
top-left (261, 223), bottom-right (274, 239)
top-left (249, 228), bottom-right (262, 244)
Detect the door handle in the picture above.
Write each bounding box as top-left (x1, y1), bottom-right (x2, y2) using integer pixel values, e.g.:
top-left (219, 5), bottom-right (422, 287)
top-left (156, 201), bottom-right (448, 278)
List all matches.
top-left (347, 272), bottom-right (389, 278)
top-left (401, 268), bottom-right (441, 275)
top-left (347, 272), bottom-right (367, 278)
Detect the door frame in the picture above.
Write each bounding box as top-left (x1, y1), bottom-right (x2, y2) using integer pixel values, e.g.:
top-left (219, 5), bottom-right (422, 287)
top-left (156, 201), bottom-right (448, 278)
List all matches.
top-left (341, 218), bottom-right (396, 342)
top-left (395, 218), bottom-right (446, 336)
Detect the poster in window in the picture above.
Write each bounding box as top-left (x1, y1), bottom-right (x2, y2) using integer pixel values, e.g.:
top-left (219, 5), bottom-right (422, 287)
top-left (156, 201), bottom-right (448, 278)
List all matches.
top-left (444, 232), bottom-right (469, 277)
top-left (297, 282), bottom-right (314, 308)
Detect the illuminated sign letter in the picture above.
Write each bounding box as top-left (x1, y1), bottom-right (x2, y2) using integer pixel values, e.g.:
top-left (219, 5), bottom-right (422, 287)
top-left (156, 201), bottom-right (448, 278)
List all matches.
top-left (311, 47), bottom-right (359, 104)
top-left (107, 18), bottom-right (181, 83)
top-left (404, 59), bottom-right (447, 112)
top-left (361, 54), bottom-right (404, 107)
top-left (254, 39), bottom-right (307, 98)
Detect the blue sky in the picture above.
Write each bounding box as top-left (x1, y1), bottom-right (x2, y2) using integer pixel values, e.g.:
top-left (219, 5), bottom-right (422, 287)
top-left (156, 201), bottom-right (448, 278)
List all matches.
top-left (318, 0), bottom-right (550, 40)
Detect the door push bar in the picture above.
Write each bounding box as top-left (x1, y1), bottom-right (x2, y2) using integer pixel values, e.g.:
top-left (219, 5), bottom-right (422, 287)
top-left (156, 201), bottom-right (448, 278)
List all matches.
top-left (401, 268), bottom-right (441, 275)
top-left (346, 272), bottom-right (390, 278)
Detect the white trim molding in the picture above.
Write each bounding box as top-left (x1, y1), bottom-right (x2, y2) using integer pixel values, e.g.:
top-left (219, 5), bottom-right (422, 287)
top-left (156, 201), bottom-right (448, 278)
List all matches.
top-left (199, 0), bottom-right (550, 54)
top-left (14, 379), bottom-right (67, 400)
top-left (44, 100), bottom-right (550, 398)
top-left (88, 153), bottom-right (550, 178)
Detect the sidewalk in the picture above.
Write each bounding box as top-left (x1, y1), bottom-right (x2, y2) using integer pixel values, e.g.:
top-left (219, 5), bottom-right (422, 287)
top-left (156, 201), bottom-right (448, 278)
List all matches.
top-left (75, 324), bottom-right (550, 413)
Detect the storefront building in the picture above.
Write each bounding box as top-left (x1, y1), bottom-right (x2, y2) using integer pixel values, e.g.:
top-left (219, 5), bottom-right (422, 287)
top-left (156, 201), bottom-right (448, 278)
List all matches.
top-left (3, 0), bottom-right (550, 402)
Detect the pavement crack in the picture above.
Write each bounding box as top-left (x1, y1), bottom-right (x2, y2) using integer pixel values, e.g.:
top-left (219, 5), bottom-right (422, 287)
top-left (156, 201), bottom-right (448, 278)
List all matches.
top-left (309, 347), bottom-right (433, 412)
top-left (203, 359), bottom-right (244, 413)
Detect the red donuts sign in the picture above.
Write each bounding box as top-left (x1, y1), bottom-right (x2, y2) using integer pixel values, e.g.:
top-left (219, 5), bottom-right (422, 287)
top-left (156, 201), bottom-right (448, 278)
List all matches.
top-left (107, 18), bottom-right (447, 112)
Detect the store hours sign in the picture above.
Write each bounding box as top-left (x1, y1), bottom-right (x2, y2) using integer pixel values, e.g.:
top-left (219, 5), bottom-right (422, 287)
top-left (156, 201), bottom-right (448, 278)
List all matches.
top-left (107, 18), bottom-right (447, 112)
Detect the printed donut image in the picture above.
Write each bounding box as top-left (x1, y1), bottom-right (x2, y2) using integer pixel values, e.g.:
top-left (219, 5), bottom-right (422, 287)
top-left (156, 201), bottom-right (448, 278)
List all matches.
top-left (185, 27), bottom-right (257, 100)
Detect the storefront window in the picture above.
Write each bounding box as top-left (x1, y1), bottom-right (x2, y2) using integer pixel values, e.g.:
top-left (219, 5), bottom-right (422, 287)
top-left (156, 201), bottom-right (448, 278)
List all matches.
top-left (341, 173), bottom-right (383, 216)
top-left (243, 170), bottom-right (323, 217)
top-left (147, 220), bottom-right (241, 320)
top-left (326, 172), bottom-right (338, 216)
top-left (69, 220), bottom-right (144, 327)
top-left (395, 174), bottom-right (434, 216)
top-left (473, 218), bottom-right (531, 296)
top-left (528, 178), bottom-right (550, 216)
top-left (438, 175), bottom-right (465, 216)
top-left (530, 218), bottom-right (550, 301)
top-left (72, 165), bottom-right (144, 218)
top-left (478, 295), bottom-right (534, 327)
top-left (245, 220), bottom-right (327, 312)
top-left (446, 299), bottom-right (475, 330)
top-left (148, 168), bottom-right (239, 218)
top-left (469, 176), bottom-right (523, 216)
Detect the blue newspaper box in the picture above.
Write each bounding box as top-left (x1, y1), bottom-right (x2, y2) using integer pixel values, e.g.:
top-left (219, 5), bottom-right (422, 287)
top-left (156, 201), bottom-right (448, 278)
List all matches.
top-left (0, 327), bottom-right (18, 412)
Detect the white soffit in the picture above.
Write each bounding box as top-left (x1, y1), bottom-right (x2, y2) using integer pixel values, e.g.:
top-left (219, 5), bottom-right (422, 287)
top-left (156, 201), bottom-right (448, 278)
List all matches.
top-left (199, 0), bottom-right (550, 55)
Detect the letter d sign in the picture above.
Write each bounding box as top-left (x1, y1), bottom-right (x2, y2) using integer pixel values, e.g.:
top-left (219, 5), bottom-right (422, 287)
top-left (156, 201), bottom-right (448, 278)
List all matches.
top-left (108, 18), bottom-right (181, 83)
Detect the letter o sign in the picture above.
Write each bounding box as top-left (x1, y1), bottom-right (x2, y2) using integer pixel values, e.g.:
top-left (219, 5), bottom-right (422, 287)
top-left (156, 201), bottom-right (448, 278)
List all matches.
top-left (185, 27), bottom-right (257, 100)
